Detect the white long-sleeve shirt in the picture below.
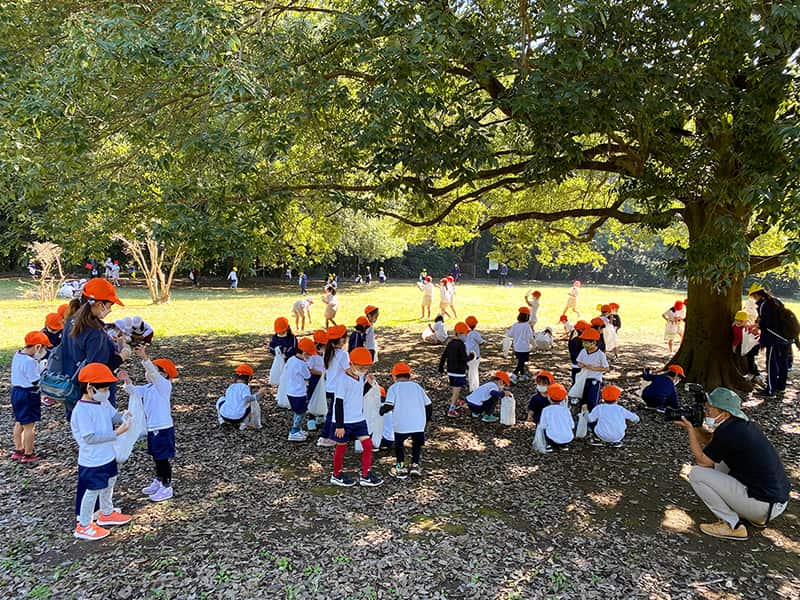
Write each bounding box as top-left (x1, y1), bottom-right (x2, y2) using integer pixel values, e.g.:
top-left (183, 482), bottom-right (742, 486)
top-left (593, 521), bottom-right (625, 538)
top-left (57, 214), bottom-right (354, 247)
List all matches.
top-left (127, 359), bottom-right (173, 431)
top-left (507, 321), bottom-right (533, 353)
top-left (587, 403), bottom-right (639, 443)
top-left (539, 403), bottom-right (574, 444)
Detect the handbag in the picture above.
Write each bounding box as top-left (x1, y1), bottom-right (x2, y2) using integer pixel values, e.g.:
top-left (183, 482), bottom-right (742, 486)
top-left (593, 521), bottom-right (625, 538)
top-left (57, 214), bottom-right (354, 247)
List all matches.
top-left (39, 343), bottom-right (83, 405)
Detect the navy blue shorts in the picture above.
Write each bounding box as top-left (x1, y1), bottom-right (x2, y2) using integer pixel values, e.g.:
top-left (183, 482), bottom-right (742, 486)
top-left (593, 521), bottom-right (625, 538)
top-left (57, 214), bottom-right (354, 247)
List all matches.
top-left (331, 420), bottom-right (369, 443)
top-left (288, 394), bottom-right (308, 415)
top-left (78, 459), bottom-right (118, 491)
top-left (11, 386), bottom-right (41, 425)
top-left (448, 375), bottom-right (467, 388)
top-left (147, 427), bottom-right (176, 460)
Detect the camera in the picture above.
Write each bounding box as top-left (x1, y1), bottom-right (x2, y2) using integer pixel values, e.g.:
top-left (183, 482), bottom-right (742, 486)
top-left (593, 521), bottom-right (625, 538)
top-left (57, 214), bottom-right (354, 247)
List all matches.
top-left (663, 383), bottom-right (707, 427)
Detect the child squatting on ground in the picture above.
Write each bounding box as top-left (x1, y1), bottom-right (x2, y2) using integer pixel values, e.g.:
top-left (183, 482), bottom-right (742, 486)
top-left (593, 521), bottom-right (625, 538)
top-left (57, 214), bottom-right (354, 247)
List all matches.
top-left (216, 364), bottom-right (266, 429)
top-left (465, 371), bottom-right (511, 423)
top-left (118, 345), bottom-right (178, 502)
top-left (584, 385), bottom-right (640, 447)
top-left (381, 362), bottom-right (432, 479)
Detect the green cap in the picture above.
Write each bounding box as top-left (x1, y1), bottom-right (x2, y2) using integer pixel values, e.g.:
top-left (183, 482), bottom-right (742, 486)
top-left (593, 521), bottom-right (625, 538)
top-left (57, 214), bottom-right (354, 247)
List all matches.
top-left (707, 387), bottom-right (748, 421)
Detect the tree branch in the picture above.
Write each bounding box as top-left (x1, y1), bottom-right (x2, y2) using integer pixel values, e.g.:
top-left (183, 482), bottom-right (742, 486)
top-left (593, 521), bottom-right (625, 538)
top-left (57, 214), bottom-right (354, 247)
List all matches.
top-left (479, 205), bottom-right (682, 231)
top-left (748, 251), bottom-right (791, 275)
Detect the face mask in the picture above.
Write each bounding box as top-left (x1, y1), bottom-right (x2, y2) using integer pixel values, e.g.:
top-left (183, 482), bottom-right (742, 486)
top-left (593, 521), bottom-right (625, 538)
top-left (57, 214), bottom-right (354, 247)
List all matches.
top-left (34, 347), bottom-right (47, 360)
top-left (704, 415), bottom-right (720, 430)
top-left (352, 368), bottom-right (368, 377)
top-left (91, 388), bottom-right (111, 403)
top-left (536, 385), bottom-right (548, 393)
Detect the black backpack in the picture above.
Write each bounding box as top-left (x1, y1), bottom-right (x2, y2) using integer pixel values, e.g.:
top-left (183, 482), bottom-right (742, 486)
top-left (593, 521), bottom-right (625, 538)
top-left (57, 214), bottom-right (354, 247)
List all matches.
top-left (768, 298), bottom-right (800, 342)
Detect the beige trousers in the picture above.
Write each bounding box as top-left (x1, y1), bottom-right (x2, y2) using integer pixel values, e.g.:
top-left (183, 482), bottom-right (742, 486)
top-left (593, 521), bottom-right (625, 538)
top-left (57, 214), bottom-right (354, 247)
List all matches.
top-left (689, 462), bottom-right (787, 528)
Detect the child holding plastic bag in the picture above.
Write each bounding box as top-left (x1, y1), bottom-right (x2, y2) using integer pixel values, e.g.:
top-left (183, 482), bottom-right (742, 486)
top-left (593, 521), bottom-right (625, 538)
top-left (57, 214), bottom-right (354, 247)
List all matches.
top-left (381, 362), bottom-right (431, 478)
top-left (569, 328), bottom-right (608, 411)
top-left (584, 385), bottom-right (639, 447)
top-left (533, 383), bottom-right (574, 453)
top-left (284, 338), bottom-right (317, 442)
top-left (305, 329), bottom-right (328, 428)
top-left (465, 315), bottom-right (484, 391)
top-left (117, 345), bottom-right (178, 502)
top-left (527, 371), bottom-right (555, 425)
top-left (355, 384), bottom-right (384, 453)
top-left (317, 325), bottom-right (349, 448)
top-left (268, 317), bottom-right (297, 385)
top-left (216, 364), bottom-right (266, 430)
top-left (422, 315), bottom-right (448, 344)
top-left (465, 372), bottom-right (510, 423)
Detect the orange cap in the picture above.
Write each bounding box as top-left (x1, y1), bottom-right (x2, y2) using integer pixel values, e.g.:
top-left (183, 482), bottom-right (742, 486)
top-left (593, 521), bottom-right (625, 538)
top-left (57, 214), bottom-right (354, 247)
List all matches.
top-left (78, 362), bottom-right (117, 384)
top-left (600, 385), bottom-right (621, 402)
top-left (152, 358), bottom-right (178, 379)
top-left (609, 303), bottom-right (619, 310)
top-left (364, 305), bottom-right (378, 315)
top-left (234, 364), bottom-right (254, 377)
top-left (349, 347), bottom-right (374, 366)
top-left (574, 320), bottom-right (590, 331)
top-left (57, 303), bottom-right (70, 318)
top-left (600, 304), bottom-right (611, 313)
top-left (494, 371), bottom-right (511, 386)
top-left (535, 370), bottom-right (555, 384)
top-left (579, 328), bottom-right (601, 341)
top-left (25, 331), bottom-right (53, 347)
top-left (454, 322), bottom-right (469, 335)
top-left (590, 317), bottom-right (605, 327)
top-left (297, 337), bottom-right (317, 355)
top-left (391, 362), bottom-right (412, 377)
top-left (667, 365), bottom-right (685, 378)
top-left (45, 312), bottom-right (64, 331)
top-left (465, 315), bottom-right (478, 327)
top-left (274, 317), bottom-right (290, 334)
top-left (532, 290), bottom-right (541, 298)
top-left (327, 324), bottom-right (347, 340)
top-left (83, 278), bottom-right (124, 306)
top-left (518, 306), bottom-right (531, 315)
top-left (547, 383), bottom-right (568, 401)
top-left (356, 316), bottom-right (371, 328)
top-left (313, 329), bottom-right (328, 345)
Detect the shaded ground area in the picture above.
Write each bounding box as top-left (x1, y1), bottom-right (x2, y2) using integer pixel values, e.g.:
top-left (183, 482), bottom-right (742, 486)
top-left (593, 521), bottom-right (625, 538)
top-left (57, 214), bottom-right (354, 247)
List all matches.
top-left (1, 329), bottom-right (798, 599)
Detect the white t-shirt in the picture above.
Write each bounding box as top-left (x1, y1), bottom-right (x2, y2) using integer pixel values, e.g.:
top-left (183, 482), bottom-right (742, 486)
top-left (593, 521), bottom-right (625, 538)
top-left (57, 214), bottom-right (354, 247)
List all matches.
top-left (323, 293), bottom-right (338, 309)
top-left (466, 330), bottom-right (484, 359)
top-left (576, 348), bottom-right (609, 381)
top-left (70, 399), bottom-right (117, 467)
top-left (292, 299), bottom-right (310, 314)
top-left (283, 355), bottom-right (311, 397)
top-left (439, 285), bottom-right (451, 302)
top-left (227, 270), bottom-right (238, 282)
top-left (128, 360), bottom-right (173, 431)
top-left (466, 381), bottom-right (502, 406)
top-left (385, 380), bottom-right (431, 434)
top-left (419, 282), bottom-right (434, 298)
top-left (539, 403), bottom-right (575, 444)
top-left (219, 382), bottom-right (253, 420)
top-left (335, 372), bottom-right (366, 424)
top-left (527, 297), bottom-right (540, 321)
top-left (307, 353), bottom-right (324, 375)
top-left (11, 352), bottom-right (40, 388)
top-left (587, 403), bottom-right (639, 443)
top-left (364, 325), bottom-right (376, 350)
top-left (432, 321), bottom-right (448, 342)
top-left (507, 321), bottom-right (533, 352)
top-left (325, 348), bottom-right (350, 393)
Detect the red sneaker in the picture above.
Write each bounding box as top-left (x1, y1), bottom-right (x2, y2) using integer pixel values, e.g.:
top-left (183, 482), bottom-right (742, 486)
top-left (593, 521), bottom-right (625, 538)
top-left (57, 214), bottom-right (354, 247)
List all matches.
top-left (10, 450), bottom-right (24, 461)
top-left (97, 511), bottom-right (132, 526)
top-left (20, 454), bottom-right (41, 464)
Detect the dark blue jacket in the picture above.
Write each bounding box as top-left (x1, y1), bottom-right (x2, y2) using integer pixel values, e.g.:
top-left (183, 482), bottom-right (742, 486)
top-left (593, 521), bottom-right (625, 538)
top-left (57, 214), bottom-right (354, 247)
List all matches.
top-left (756, 296), bottom-right (788, 347)
top-left (528, 392), bottom-right (549, 424)
top-left (641, 371), bottom-right (677, 405)
top-left (348, 330), bottom-right (365, 353)
top-left (60, 318), bottom-right (121, 405)
top-left (568, 334), bottom-right (583, 365)
top-left (269, 333), bottom-right (297, 358)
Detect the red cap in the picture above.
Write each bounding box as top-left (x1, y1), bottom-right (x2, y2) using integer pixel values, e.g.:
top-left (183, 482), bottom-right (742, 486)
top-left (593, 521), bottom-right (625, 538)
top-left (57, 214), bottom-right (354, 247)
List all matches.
top-left (349, 347), bottom-right (374, 366)
top-left (391, 362), bottom-right (412, 377)
top-left (674, 301), bottom-right (684, 311)
top-left (45, 312), bottom-right (64, 331)
top-left (327, 324), bottom-right (347, 340)
top-left (235, 364), bottom-right (254, 377)
top-left (25, 331), bottom-right (52, 347)
top-left (152, 358), bottom-right (178, 379)
top-left (83, 278), bottom-right (124, 306)
top-left (600, 385), bottom-right (621, 402)
top-left (609, 303), bottom-right (619, 310)
top-left (78, 363), bottom-right (117, 384)
top-left (532, 290), bottom-right (541, 298)
top-left (364, 305), bottom-right (378, 315)
top-left (600, 304), bottom-right (611, 313)
top-left (446, 276), bottom-right (454, 282)
top-left (667, 365), bottom-right (685, 378)
top-left (57, 303), bottom-right (70, 318)
top-left (274, 317), bottom-right (289, 334)
top-left (573, 280), bottom-right (581, 286)
top-left (547, 383), bottom-right (568, 401)
top-left (465, 315), bottom-right (478, 327)
top-left (454, 322), bottom-right (469, 335)
top-left (574, 320), bottom-right (590, 331)
top-left (494, 371), bottom-right (511, 386)
top-left (518, 306), bottom-right (531, 315)
top-left (559, 315), bottom-right (568, 322)
top-left (424, 276), bottom-right (432, 282)
top-left (580, 328), bottom-right (601, 341)
top-left (313, 329), bottom-right (328, 345)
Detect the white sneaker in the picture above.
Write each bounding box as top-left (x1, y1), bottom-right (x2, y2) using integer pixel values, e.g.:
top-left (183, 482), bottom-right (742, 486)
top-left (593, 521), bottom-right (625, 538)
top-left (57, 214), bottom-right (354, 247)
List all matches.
top-left (217, 415), bottom-right (224, 425)
top-left (239, 422), bottom-right (248, 431)
top-left (142, 479), bottom-right (162, 496)
top-left (288, 431), bottom-right (308, 442)
top-left (149, 486), bottom-right (173, 502)
top-left (316, 437), bottom-right (336, 447)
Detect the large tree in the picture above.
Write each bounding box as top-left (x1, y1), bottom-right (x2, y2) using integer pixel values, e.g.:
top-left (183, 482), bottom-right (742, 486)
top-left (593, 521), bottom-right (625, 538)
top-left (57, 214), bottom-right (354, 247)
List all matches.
top-left (2, 1), bottom-right (798, 385)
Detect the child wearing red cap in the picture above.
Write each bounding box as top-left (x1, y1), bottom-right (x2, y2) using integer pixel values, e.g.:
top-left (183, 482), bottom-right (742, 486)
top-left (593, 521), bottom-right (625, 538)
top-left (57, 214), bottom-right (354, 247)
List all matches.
top-left (507, 307), bottom-right (533, 380)
top-left (445, 276), bottom-right (458, 318)
top-left (663, 301), bottom-right (685, 352)
top-left (465, 372), bottom-right (510, 423)
top-left (561, 280), bottom-right (581, 318)
top-left (269, 317), bottom-right (298, 360)
top-left (537, 383), bottom-right (575, 451)
top-left (118, 345), bottom-right (178, 502)
top-left (584, 385), bottom-right (639, 447)
top-left (216, 364), bottom-right (267, 429)
top-left (608, 303), bottom-right (622, 332)
top-left (348, 316), bottom-right (370, 352)
top-left (438, 278), bottom-right (453, 319)
top-left (525, 290), bottom-right (542, 328)
top-left (317, 325), bottom-right (350, 447)
top-left (527, 371), bottom-right (555, 425)
top-left (330, 348), bottom-right (383, 487)
top-left (381, 362), bottom-right (432, 478)
top-left (641, 364), bottom-right (684, 413)
top-left (10, 332), bottom-right (53, 463)
top-left (465, 315), bottom-right (484, 391)
top-left (568, 321), bottom-right (590, 383)
top-left (599, 304), bottom-right (618, 359)
top-left (363, 305), bottom-right (380, 360)
top-left (559, 314), bottom-right (573, 337)
top-left (284, 337), bottom-right (319, 442)
top-left (322, 285), bottom-right (338, 327)
top-left (417, 276), bottom-right (434, 320)
top-left (439, 322), bottom-right (474, 417)
top-left (574, 328), bottom-right (609, 411)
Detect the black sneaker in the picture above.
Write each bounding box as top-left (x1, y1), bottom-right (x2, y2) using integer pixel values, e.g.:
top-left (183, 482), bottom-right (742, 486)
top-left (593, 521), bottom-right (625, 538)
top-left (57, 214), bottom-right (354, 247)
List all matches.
top-left (588, 435), bottom-right (604, 447)
top-left (408, 464), bottom-right (421, 477)
top-left (359, 471), bottom-right (384, 487)
top-left (610, 441), bottom-right (623, 448)
top-left (330, 473), bottom-right (356, 487)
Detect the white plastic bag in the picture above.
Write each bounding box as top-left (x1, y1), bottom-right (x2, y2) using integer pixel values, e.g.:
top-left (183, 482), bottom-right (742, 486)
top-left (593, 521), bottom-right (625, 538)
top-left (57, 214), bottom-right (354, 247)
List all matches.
top-left (114, 395), bottom-right (146, 464)
top-left (533, 425), bottom-right (548, 454)
top-left (276, 366), bottom-right (291, 409)
top-left (247, 395), bottom-right (262, 429)
top-left (363, 385), bottom-right (383, 448)
top-left (500, 393), bottom-right (516, 426)
top-left (467, 358), bottom-right (480, 392)
top-left (741, 330), bottom-right (759, 355)
top-left (307, 375), bottom-right (328, 416)
top-left (568, 369), bottom-right (588, 399)
top-left (532, 332), bottom-right (553, 351)
top-left (575, 411), bottom-right (589, 439)
top-left (501, 336), bottom-right (512, 355)
top-left (268, 349), bottom-right (285, 386)
top-left (603, 324), bottom-right (618, 352)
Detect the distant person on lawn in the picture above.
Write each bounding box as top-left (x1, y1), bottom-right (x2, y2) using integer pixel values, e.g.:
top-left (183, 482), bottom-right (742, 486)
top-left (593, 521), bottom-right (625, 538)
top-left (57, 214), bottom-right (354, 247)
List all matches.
top-left (675, 388), bottom-right (789, 541)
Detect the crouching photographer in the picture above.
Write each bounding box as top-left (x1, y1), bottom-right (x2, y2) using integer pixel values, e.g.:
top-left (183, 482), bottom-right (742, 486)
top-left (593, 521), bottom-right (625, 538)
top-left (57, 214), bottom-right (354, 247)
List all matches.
top-left (674, 387), bottom-right (790, 540)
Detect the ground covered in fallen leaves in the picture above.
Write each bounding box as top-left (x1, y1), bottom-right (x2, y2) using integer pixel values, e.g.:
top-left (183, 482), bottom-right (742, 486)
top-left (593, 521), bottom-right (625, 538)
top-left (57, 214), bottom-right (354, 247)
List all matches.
top-left (1, 328), bottom-right (799, 599)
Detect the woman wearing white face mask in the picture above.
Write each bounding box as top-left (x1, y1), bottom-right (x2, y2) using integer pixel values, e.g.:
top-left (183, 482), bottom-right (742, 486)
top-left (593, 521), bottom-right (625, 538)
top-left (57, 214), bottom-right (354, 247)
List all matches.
top-left (675, 387), bottom-right (790, 541)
